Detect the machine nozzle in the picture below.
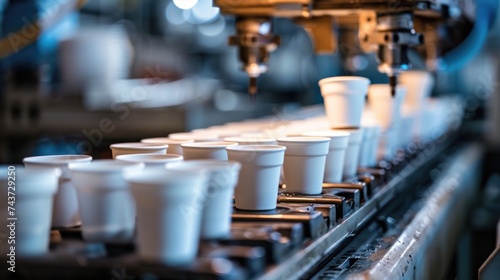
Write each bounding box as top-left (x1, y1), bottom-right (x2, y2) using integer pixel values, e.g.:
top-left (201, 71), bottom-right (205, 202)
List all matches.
top-left (249, 77), bottom-right (258, 95)
top-left (229, 17), bottom-right (280, 97)
top-left (366, 12), bottom-right (423, 94)
top-left (389, 75), bottom-right (397, 97)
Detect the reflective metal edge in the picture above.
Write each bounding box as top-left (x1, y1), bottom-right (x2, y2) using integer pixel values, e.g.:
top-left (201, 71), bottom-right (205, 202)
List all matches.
top-left (345, 143), bottom-right (482, 279)
top-left (258, 140), bottom-right (458, 280)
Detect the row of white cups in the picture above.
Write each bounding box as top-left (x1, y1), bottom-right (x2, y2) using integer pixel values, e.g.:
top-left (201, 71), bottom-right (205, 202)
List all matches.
top-left (0, 71), bottom-right (460, 266)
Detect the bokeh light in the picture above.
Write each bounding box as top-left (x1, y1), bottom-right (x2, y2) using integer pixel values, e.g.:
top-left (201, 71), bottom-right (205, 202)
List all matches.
top-left (165, 2), bottom-right (186, 25)
top-left (173, 0), bottom-right (198, 10)
top-left (197, 16), bottom-right (225, 37)
top-left (192, 0), bottom-right (219, 23)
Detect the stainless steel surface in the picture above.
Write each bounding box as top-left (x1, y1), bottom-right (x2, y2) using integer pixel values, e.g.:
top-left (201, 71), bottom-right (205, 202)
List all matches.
top-left (343, 144), bottom-right (481, 279)
top-left (258, 139), bottom-right (477, 279)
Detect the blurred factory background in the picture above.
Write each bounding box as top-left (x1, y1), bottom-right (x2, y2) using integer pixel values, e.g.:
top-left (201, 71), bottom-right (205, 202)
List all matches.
top-left (2, 0), bottom-right (499, 162)
top-left (1, 1), bottom-right (500, 279)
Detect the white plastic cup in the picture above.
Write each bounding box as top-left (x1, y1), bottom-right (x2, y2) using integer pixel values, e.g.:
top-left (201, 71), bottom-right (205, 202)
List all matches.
top-left (141, 137), bottom-right (193, 155)
top-left (110, 143), bottom-right (168, 159)
top-left (368, 126), bottom-right (383, 167)
top-left (0, 166), bottom-right (58, 256)
top-left (69, 160), bottom-right (144, 243)
top-left (399, 70), bottom-right (434, 113)
top-left (277, 137), bottom-right (330, 194)
top-left (378, 125), bottom-right (400, 160)
top-left (240, 130), bottom-right (287, 139)
top-left (168, 160), bottom-right (241, 239)
top-left (302, 130), bottom-right (350, 183)
top-left (360, 112), bottom-right (383, 167)
top-left (227, 145), bottom-right (286, 211)
top-left (358, 125), bottom-right (382, 167)
top-left (192, 129), bottom-right (240, 139)
top-left (399, 71), bottom-right (434, 140)
top-left (418, 104), bottom-right (433, 142)
top-left (398, 108), bottom-right (416, 147)
top-left (332, 129), bottom-right (364, 180)
top-left (358, 126), bottom-right (374, 167)
top-left (368, 84), bottom-right (407, 129)
top-left (23, 155), bottom-right (93, 228)
top-left (168, 132), bottom-right (219, 142)
top-left (127, 168), bottom-right (209, 265)
top-left (319, 76), bottom-right (370, 128)
top-left (224, 137), bottom-right (282, 184)
top-left (116, 153), bottom-right (183, 168)
top-left (181, 142), bottom-right (238, 160)
top-left (59, 26), bottom-right (132, 93)
top-left (422, 98), bottom-right (451, 142)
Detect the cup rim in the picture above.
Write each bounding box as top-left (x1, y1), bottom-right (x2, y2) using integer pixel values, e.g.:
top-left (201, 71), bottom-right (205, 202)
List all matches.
top-left (181, 141), bottom-right (238, 149)
top-left (301, 131), bottom-right (350, 138)
top-left (23, 155), bottom-right (92, 165)
top-left (224, 137), bottom-right (276, 143)
top-left (332, 128), bottom-right (363, 134)
top-left (332, 128), bottom-right (364, 141)
top-left (167, 159), bottom-right (241, 172)
top-left (69, 159), bottom-right (144, 173)
top-left (0, 165), bottom-right (60, 181)
top-left (318, 76), bottom-right (370, 86)
top-left (226, 145), bottom-right (286, 152)
top-left (116, 153), bottom-right (183, 163)
top-left (110, 142), bottom-right (168, 150)
top-left (277, 136), bottom-right (331, 143)
top-left (192, 128), bottom-right (238, 134)
top-left (141, 137), bottom-right (194, 145)
top-left (361, 126), bottom-right (382, 136)
top-left (168, 132), bottom-right (219, 141)
top-left (239, 131), bottom-right (283, 138)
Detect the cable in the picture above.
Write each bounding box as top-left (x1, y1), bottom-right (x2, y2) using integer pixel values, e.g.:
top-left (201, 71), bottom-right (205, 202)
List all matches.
top-left (437, 0), bottom-right (498, 72)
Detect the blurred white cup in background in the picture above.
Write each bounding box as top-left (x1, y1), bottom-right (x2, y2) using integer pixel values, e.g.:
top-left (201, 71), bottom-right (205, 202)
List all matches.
top-left (0, 166), bottom-right (58, 256)
top-left (141, 137), bottom-right (194, 155)
top-left (116, 153), bottom-right (183, 168)
top-left (110, 143), bottom-right (168, 159)
top-left (23, 155), bottom-right (92, 228)
top-left (70, 160), bottom-right (144, 243)
top-left (168, 160), bottom-right (241, 239)
top-left (302, 131), bottom-right (350, 183)
top-left (181, 141), bottom-right (237, 160)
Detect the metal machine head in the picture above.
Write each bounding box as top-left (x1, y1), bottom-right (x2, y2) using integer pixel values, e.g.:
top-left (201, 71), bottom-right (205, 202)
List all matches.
top-left (228, 17), bottom-right (280, 95)
top-left (216, 0), bottom-right (465, 97)
top-left (362, 11), bottom-right (424, 96)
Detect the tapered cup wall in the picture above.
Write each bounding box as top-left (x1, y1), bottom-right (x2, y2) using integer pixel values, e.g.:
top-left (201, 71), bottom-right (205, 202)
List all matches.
top-left (319, 76), bottom-right (370, 129)
top-left (227, 145), bottom-right (286, 211)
